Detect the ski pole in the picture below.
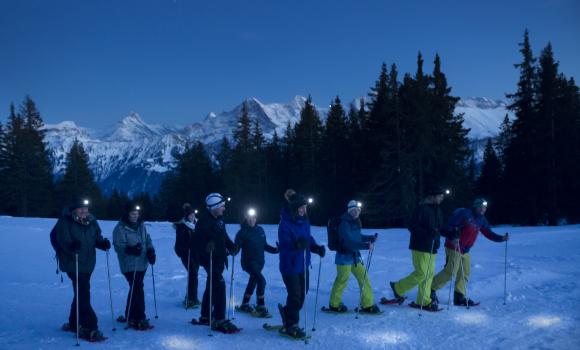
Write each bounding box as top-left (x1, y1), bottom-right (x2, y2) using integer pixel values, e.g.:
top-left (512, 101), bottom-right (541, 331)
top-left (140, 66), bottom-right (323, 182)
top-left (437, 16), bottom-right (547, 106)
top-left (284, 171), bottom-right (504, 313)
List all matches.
top-left (228, 254), bottom-right (236, 320)
top-left (185, 249), bottom-right (191, 310)
top-left (106, 250), bottom-right (116, 331)
top-left (124, 264), bottom-right (138, 330)
top-left (151, 265), bottom-right (159, 319)
top-left (208, 249), bottom-right (213, 337)
top-left (357, 233), bottom-right (378, 318)
top-left (303, 249), bottom-right (308, 342)
top-left (419, 238), bottom-right (436, 317)
top-left (312, 254), bottom-right (322, 331)
top-left (75, 253), bottom-right (80, 346)
top-left (458, 248), bottom-right (470, 309)
top-left (503, 239), bottom-right (508, 305)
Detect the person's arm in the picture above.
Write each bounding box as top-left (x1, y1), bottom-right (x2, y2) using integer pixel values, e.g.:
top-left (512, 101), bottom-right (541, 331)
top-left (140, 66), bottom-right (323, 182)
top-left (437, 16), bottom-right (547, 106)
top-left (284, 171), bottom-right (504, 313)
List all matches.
top-left (112, 224), bottom-right (127, 255)
top-left (56, 218), bottom-right (75, 255)
top-left (408, 205), bottom-right (431, 239)
top-left (260, 227), bottom-right (278, 253)
top-left (278, 220), bottom-right (297, 252)
top-left (175, 225), bottom-right (189, 257)
top-left (480, 217), bottom-right (505, 242)
top-left (144, 225), bottom-right (154, 251)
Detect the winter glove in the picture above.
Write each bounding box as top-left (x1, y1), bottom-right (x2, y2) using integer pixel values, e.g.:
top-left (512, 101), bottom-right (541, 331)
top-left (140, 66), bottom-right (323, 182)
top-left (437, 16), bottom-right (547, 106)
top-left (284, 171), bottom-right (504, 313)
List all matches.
top-left (70, 240), bottom-right (81, 253)
top-left (294, 238), bottom-right (309, 251)
top-left (125, 244), bottom-right (142, 256)
top-left (206, 241), bottom-right (215, 253)
top-left (369, 233), bottom-right (378, 243)
top-left (503, 233), bottom-right (509, 241)
top-left (147, 249), bottom-right (156, 265)
top-left (228, 244), bottom-right (240, 256)
top-left (312, 244), bottom-right (326, 257)
top-left (96, 238), bottom-right (111, 251)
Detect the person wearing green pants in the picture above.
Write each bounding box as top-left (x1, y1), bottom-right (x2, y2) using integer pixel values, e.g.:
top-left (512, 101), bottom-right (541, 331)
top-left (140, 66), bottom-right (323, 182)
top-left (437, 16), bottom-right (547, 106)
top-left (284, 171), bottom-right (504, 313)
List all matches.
top-left (386, 186), bottom-right (447, 311)
top-left (327, 200), bottom-right (380, 314)
top-left (431, 198), bottom-right (508, 306)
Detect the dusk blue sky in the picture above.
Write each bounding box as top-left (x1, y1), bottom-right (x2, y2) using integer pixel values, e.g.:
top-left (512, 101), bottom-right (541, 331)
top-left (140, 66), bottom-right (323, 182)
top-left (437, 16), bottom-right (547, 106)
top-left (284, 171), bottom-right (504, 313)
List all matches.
top-left (1, 0), bottom-right (578, 128)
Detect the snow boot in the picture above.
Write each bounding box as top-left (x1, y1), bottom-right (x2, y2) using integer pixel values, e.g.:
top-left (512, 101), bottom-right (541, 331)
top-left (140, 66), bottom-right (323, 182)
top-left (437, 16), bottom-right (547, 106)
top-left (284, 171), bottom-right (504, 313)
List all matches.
top-left (454, 291), bottom-right (478, 307)
top-left (79, 327), bottom-right (106, 342)
top-left (183, 298), bottom-right (201, 309)
top-left (128, 318), bottom-right (153, 330)
top-left (430, 289), bottom-right (439, 304)
top-left (279, 324), bottom-right (307, 339)
top-left (236, 303), bottom-right (254, 313)
top-left (357, 304), bottom-right (382, 314)
top-left (409, 301), bottom-right (442, 312)
top-left (324, 303), bottom-right (348, 313)
top-left (211, 319), bottom-right (241, 334)
top-left (253, 305), bottom-right (272, 318)
top-left (61, 323), bottom-right (76, 333)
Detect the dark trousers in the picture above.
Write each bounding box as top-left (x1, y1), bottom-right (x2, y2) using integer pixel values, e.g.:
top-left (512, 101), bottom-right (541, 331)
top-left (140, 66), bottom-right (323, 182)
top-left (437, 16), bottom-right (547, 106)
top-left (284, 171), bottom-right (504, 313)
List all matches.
top-left (123, 270), bottom-right (147, 321)
top-left (281, 271), bottom-right (309, 327)
top-left (66, 272), bottom-right (98, 331)
top-left (243, 265), bottom-right (266, 304)
top-left (201, 264), bottom-right (226, 320)
top-left (181, 255), bottom-right (199, 302)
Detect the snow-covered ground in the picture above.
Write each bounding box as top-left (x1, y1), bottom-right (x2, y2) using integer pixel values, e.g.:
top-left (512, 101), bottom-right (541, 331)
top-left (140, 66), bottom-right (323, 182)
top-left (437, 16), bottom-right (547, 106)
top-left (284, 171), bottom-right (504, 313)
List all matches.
top-left (1, 216), bottom-right (579, 349)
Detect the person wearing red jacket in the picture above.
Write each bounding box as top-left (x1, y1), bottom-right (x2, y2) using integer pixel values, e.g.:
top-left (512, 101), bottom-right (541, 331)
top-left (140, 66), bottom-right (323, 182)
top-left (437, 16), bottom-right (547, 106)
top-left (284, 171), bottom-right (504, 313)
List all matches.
top-left (431, 198), bottom-right (509, 306)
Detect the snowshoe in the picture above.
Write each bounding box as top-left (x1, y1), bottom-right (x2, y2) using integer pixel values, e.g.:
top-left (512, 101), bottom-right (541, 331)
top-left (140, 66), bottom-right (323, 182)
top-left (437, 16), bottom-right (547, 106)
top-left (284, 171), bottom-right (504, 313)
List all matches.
top-left (380, 296), bottom-right (407, 305)
top-left (409, 301), bottom-right (443, 312)
top-left (355, 304), bottom-right (383, 315)
top-left (116, 315), bottom-right (127, 323)
top-left (128, 319), bottom-right (154, 331)
top-left (251, 305), bottom-right (272, 318)
top-left (190, 316), bottom-right (210, 326)
top-left (321, 303), bottom-right (348, 313)
top-left (278, 324), bottom-right (310, 340)
top-left (263, 323), bottom-right (284, 331)
top-left (79, 328), bottom-right (107, 342)
top-left (183, 299), bottom-right (201, 309)
top-left (278, 303), bottom-right (287, 326)
top-left (211, 319), bottom-right (241, 334)
top-left (235, 303), bottom-right (254, 313)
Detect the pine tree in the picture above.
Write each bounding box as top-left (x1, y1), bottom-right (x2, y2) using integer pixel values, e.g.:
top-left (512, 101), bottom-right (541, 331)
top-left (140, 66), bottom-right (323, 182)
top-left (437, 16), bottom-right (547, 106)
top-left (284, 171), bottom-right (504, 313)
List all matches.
top-left (54, 139), bottom-right (103, 216)
top-left (476, 139), bottom-right (502, 222)
top-left (1, 97), bottom-right (54, 217)
top-left (495, 114), bottom-right (512, 168)
top-left (106, 189), bottom-right (130, 220)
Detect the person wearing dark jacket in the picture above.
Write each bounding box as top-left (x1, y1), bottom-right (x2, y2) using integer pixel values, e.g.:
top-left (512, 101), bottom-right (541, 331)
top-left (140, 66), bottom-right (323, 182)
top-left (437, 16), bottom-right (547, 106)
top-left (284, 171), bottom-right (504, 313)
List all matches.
top-left (388, 186), bottom-right (448, 311)
top-left (327, 200), bottom-right (380, 314)
top-left (278, 189), bottom-right (325, 339)
top-left (193, 193), bottom-right (240, 333)
top-left (235, 208), bottom-right (278, 317)
top-left (174, 203), bottom-right (200, 308)
top-left (54, 197), bottom-right (110, 341)
top-left (113, 202), bottom-right (156, 330)
top-left (431, 198), bottom-right (509, 306)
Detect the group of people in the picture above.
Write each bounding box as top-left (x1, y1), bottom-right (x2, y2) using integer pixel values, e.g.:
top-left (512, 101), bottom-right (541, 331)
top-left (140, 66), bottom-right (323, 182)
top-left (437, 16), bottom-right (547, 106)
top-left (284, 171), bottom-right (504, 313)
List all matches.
top-left (51, 185), bottom-right (508, 341)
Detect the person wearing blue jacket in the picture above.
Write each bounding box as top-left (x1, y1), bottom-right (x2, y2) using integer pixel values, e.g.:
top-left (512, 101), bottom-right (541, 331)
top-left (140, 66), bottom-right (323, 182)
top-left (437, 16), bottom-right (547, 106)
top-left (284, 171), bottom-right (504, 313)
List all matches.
top-left (235, 208), bottom-right (278, 317)
top-left (327, 200), bottom-right (380, 314)
top-left (278, 189), bottom-right (325, 339)
top-left (430, 198), bottom-right (509, 306)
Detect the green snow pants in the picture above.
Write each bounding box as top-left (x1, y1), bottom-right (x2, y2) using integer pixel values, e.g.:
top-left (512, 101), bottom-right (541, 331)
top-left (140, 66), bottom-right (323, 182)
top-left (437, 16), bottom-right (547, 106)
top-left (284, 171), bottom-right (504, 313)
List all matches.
top-left (393, 250), bottom-right (436, 306)
top-left (431, 247), bottom-right (471, 295)
top-left (329, 263), bottom-right (374, 308)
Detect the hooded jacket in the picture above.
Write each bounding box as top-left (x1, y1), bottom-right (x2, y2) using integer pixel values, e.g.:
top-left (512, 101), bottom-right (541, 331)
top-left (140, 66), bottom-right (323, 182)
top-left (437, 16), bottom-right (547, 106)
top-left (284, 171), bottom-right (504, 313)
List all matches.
top-left (235, 223), bottom-right (277, 272)
top-left (278, 206), bottom-right (319, 275)
top-left (335, 212), bottom-right (373, 265)
top-left (113, 219), bottom-right (154, 274)
top-left (55, 213), bottom-right (106, 274)
top-left (194, 208), bottom-right (235, 271)
top-left (444, 208), bottom-right (504, 254)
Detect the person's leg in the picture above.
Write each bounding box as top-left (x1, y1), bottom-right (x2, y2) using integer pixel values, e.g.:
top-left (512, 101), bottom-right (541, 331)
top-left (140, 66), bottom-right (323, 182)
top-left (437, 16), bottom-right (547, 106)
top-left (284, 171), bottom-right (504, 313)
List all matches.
top-left (416, 251), bottom-right (436, 306)
top-left (200, 265), bottom-right (210, 319)
top-left (255, 271), bottom-right (267, 306)
top-left (329, 264), bottom-right (351, 308)
top-left (191, 258), bottom-right (200, 302)
top-left (131, 271), bottom-right (146, 321)
top-left (78, 273), bottom-right (98, 330)
top-left (67, 272), bottom-right (77, 329)
top-left (455, 252), bottom-right (471, 295)
top-left (213, 270), bottom-right (227, 320)
top-left (432, 248), bottom-right (461, 291)
top-left (394, 250), bottom-right (428, 297)
top-left (352, 263), bottom-right (374, 308)
top-left (281, 274), bottom-right (301, 327)
top-left (242, 270), bottom-right (258, 304)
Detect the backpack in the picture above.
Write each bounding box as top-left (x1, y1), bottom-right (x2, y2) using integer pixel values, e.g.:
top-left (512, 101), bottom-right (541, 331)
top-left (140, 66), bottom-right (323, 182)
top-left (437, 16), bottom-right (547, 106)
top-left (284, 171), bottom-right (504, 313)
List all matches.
top-left (327, 217), bottom-right (343, 252)
top-left (50, 217), bottom-right (71, 282)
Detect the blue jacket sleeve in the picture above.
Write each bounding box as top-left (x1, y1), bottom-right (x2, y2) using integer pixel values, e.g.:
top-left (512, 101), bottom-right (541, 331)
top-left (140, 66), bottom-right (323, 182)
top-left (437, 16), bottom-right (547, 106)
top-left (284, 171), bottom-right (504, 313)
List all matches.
top-left (278, 220), bottom-right (295, 252)
top-left (339, 220), bottom-right (367, 251)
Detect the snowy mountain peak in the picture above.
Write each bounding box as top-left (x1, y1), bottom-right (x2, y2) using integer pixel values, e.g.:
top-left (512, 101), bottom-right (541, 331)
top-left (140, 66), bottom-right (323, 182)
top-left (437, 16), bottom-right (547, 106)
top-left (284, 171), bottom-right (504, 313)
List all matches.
top-left (104, 112), bottom-right (162, 141)
top-left (458, 97), bottom-right (508, 109)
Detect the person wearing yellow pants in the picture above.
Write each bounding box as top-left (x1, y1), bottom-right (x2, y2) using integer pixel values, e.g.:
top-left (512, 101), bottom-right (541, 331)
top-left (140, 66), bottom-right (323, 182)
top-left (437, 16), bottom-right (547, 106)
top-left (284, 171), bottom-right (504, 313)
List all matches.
top-left (384, 186), bottom-right (447, 311)
top-left (430, 198), bottom-right (508, 306)
top-left (326, 200), bottom-right (380, 314)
